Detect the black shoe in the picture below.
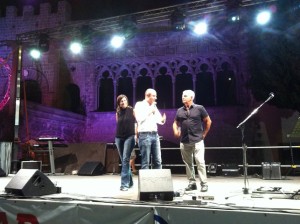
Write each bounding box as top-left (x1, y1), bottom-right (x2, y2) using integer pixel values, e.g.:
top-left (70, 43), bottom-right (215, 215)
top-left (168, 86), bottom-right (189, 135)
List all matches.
top-left (185, 183), bottom-right (197, 191)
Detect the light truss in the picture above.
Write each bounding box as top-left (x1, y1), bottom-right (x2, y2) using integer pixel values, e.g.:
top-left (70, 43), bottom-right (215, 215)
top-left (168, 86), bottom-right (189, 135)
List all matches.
top-left (15, 0), bottom-right (277, 43)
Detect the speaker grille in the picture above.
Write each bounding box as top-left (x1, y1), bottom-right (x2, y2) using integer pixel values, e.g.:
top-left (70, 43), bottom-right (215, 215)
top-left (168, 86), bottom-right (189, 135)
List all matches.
top-left (138, 169), bottom-right (173, 201)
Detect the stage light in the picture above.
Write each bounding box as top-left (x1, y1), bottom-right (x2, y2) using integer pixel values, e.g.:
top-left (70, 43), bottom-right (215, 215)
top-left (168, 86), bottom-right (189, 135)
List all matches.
top-left (192, 21), bottom-right (208, 35)
top-left (69, 41), bottom-right (83, 54)
top-left (171, 8), bottom-right (186, 31)
top-left (38, 33), bottom-right (49, 52)
top-left (120, 16), bottom-right (137, 39)
top-left (29, 48), bottom-right (41, 60)
top-left (225, 0), bottom-right (242, 23)
top-left (110, 35), bottom-right (125, 49)
top-left (256, 10), bottom-right (272, 25)
top-left (230, 15), bottom-right (240, 22)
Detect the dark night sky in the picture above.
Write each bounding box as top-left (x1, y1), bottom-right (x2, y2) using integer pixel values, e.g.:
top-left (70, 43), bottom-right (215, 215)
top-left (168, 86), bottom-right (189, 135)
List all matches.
top-left (0, 0), bottom-right (190, 20)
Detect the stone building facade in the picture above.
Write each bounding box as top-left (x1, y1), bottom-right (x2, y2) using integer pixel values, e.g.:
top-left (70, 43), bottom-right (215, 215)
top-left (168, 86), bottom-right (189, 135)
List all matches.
top-left (0, 1), bottom-right (298, 166)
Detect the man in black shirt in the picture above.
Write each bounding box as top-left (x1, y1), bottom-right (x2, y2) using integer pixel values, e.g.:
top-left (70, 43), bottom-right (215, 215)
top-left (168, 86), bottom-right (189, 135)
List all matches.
top-left (173, 90), bottom-right (212, 192)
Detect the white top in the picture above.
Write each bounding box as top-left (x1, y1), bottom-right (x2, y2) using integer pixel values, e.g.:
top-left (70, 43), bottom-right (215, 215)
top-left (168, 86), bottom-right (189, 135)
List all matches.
top-left (134, 100), bottom-right (164, 132)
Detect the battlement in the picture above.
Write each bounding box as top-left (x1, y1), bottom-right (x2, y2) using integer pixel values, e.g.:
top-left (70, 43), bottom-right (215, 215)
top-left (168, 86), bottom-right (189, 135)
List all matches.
top-left (2, 1), bottom-right (71, 18)
top-left (0, 1), bottom-right (71, 41)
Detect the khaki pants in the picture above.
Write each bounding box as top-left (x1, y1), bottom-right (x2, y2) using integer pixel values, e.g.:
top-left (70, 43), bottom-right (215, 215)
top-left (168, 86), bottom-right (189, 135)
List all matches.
top-left (180, 140), bottom-right (207, 186)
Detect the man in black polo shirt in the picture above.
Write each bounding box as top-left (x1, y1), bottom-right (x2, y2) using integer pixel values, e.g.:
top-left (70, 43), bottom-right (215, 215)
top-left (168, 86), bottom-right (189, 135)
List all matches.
top-left (173, 90), bottom-right (212, 192)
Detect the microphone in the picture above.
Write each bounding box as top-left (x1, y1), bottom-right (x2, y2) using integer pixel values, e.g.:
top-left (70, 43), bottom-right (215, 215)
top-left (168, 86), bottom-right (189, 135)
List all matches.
top-left (269, 92), bottom-right (274, 99)
top-left (152, 102), bottom-right (157, 114)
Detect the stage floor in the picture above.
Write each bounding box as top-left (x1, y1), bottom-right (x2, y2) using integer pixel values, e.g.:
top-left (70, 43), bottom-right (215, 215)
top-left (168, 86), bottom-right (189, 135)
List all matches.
top-left (1, 172), bottom-right (300, 209)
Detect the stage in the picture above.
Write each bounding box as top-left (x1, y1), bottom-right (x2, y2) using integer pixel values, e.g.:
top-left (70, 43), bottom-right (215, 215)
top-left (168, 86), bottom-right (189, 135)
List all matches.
top-left (0, 173), bottom-right (300, 223)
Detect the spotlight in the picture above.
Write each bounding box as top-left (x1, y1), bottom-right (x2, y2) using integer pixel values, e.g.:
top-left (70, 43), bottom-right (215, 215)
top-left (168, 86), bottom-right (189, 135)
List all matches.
top-left (229, 15), bottom-right (240, 22)
top-left (192, 21), bottom-right (208, 35)
top-left (256, 10), bottom-right (272, 25)
top-left (29, 48), bottom-right (41, 60)
top-left (69, 41), bottom-right (83, 54)
top-left (110, 35), bottom-right (125, 49)
top-left (171, 8), bottom-right (186, 31)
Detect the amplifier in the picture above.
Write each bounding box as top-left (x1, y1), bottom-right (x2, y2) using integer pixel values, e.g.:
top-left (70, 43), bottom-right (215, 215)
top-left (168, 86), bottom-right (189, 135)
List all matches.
top-left (221, 164), bottom-right (240, 176)
top-left (261, 162), bottom-right (281, 180)
top-left (21, 161), bottom-right (42, 171)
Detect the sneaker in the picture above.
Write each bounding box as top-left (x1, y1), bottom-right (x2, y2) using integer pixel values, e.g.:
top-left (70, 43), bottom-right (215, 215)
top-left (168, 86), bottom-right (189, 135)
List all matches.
top-left (120, 186), bottom-right (128, 191)
top-left (201, 185), bottom-right (208, 192)
top-left (185, 183), bottom-right (197, 191)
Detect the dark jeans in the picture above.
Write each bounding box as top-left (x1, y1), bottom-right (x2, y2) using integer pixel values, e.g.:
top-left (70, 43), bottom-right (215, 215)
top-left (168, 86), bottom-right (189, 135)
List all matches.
top-left (138, 132), bottom-right (162, 169)
top-left (115, 135), bottom-right (135, 188)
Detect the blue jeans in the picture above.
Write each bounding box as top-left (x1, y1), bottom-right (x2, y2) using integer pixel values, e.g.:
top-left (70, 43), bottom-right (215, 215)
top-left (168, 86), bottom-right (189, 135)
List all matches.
top-left (138, 132), bottom-right (162, 169)
top-left (115, 135), bottom-right (135, 188)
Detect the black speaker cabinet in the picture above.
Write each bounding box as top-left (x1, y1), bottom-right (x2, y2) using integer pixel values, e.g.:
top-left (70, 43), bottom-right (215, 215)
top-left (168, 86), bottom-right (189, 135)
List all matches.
top-left (5, 169), bottom-right (58, 196)
top-left (21, 161), bottom-right (42, 171)
top-left (262, 162), bottom-right (281, 180)
top-left (77, 161), bottom-right (105, 176)
top-left (138, 169), bottom-right (173, 201)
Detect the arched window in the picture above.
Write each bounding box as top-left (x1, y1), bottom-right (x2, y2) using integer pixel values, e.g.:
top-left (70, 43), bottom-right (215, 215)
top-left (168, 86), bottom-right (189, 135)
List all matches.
top-left (136, 68), bottom-right (152, 101)
top-left (216, 62), bottom-right (237, 106)
top-left (98, 71), bottom-right (114, 111)
top-left (64, 83), bottom-right (81, 113)
top-left (155, 67), bottom-right (172, 109)
top-left (117, 69), bottom-right (133, 105)
top-left (195, 63), bottom-right (215, 106)
top-left (21, 79), bottom-right (42, 103)
top-left (175, 65), bottom-right (193, 107)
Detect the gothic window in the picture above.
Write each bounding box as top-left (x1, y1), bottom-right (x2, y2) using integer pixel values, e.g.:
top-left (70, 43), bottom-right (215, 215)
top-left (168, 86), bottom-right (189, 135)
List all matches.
top-left (216, 62), bottom-right (237, 106)
top-left (64, 83), bottom-right (81, 113)
top-left (155, 66), bottom-right (172, 109)
top-left (195, 63), bottom-right (215, 106)
top-left (175, 65), bottom-right (193, 108)
top-left (21, 79), bottom-right (42, 104)
top-left (136, 68), bottom-right (152, 101)
top-left (117, 69), bottom-right (133, 105)
top-left (98, 71), bottom-right (114, 111)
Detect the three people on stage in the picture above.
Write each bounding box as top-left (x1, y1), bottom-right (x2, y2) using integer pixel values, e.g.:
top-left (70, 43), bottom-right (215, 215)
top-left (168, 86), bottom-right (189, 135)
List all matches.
top-left (115, 89), bottom-right (211, 192)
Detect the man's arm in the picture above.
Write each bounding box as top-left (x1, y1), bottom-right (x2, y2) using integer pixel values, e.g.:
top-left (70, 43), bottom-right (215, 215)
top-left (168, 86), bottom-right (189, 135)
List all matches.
top-left (173, 120), bottom-right (181, 138)
top-left (202, 115), bottom-right (212, 139)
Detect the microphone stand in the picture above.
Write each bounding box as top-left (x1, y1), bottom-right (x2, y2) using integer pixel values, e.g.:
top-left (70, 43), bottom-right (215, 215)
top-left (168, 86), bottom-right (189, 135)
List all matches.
top-left (237, 94), bottom-right (274, 194)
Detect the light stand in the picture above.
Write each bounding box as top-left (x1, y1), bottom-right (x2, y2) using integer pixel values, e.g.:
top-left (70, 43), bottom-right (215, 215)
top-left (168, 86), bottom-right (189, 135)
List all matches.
top-left (236, 92), bottom-right (274, 194)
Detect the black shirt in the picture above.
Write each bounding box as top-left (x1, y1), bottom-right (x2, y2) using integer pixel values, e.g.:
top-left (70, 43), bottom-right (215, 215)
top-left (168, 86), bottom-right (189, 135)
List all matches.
top-left (115, 107), bottom-right (136, 138)
top-left (175, 104), bottom-right (209, 144)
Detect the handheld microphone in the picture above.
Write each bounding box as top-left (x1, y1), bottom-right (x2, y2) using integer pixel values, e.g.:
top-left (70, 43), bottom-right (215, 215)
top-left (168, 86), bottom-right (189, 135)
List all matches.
top-left (269, 92), bottom-right (274, 99)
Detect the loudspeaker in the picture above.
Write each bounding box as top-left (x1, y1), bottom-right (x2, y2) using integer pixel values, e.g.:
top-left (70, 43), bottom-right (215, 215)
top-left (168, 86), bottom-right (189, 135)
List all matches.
top-left (21, 161), bottom-right (42, 171)
top-left (5, 169), bottom-right (58, 196)
top-left (262, 162), bottom-right (281, 180)
top-left (77, 161), bottom-right (105, 176)
top-left (222, 164), bottom-right (240, 176)
top-left (138, 169), bottom-right (173, 201)
top-left (0, 168), bottom-right (6, 177)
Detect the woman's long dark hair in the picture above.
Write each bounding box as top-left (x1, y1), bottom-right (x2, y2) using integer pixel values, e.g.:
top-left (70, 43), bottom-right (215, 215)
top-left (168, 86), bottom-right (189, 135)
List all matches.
top-left (116, 94), bottom-right (131, 114)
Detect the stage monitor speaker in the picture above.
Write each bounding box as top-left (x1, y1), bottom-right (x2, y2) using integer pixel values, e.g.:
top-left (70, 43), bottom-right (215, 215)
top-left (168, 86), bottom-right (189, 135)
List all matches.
top-left (0, 168), bottom-right (6, 177)
top-left (138, 169), bottom-right (173, 201)
top-left (77, 161), bottom-right (105, 176)
top-left (5, 169), bottom-right (58, 196)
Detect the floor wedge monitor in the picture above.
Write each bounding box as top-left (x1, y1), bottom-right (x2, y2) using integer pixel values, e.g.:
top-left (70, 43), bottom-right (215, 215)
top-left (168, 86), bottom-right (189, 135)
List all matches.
top-left (138, 169), bottom-right (173, 201)
top-left (5, 169), bottom-right (58, 196)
